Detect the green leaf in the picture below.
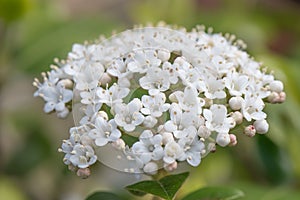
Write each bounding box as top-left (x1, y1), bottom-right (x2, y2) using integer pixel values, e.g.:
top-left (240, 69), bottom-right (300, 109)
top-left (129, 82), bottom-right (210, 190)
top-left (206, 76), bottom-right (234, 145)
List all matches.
top-left (121, 134), bottom-right (139, 147)
top-left (125, 172), bottom-right (189, 200)
top-left (85, 191), bottom-right (124, 200)
top-left (256, 136), bottom-right (290, 184)
top-left (181, 186), bottom-right (244, 200)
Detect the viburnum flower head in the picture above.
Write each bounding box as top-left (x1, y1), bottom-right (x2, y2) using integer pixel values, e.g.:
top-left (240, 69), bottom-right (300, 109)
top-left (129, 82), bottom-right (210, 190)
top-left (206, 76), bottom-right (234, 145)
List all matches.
top-left (33, 22), bottom-right (285, 176)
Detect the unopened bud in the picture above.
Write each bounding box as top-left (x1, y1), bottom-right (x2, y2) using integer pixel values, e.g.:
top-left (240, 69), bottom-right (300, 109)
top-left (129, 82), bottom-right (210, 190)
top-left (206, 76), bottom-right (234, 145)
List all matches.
top-left (231, 111), bottom-right (243, 124)
top-left (253, 119), bottom-right (269, 134)
top-left (268, 92), bottom-right (280, 103)
top-left (216, 133), bottom-right (230, 147)
top-left (244, 125), bottom-right (256, 137)
top-left (157, 50), bottom-right (170, 62)
top-left (97, 111), bottom-right (108, 120)
top-left (168, 93), bottom-right (178, 102)
top-left (269, 80), bottom-right (284, 93)
top-left (143, 162), bottom-right (158, 175)
top-left (229, 96), bottom-right (243, 110)
top-left (278, 91), bottom-right (286, 103)
top-left (58, 79), bottom-right (73, 89)
top-left (164, 161), bottom-right (178, 172)
top-left (77, 168), bottom-right (91, 179)
top-left (229, 134), bottom-right (237, 146)
top-left (162, 132), bottom-right (174, 145)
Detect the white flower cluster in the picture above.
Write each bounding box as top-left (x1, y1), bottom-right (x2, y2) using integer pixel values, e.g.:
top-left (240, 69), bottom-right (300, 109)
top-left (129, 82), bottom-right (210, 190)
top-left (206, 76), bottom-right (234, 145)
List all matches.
top-left (33, 23), bottom-right (285, 176)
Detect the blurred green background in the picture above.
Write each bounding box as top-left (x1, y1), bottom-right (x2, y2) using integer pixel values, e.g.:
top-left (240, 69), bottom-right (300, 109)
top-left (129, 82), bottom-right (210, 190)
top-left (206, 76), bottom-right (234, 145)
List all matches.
top-left (0, 0), bottom-right (300, 199)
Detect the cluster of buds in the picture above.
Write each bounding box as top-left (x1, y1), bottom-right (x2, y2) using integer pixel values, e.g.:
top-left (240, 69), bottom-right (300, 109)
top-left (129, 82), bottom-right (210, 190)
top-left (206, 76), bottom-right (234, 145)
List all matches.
top-left (33, 22), bottom-right (285, 176)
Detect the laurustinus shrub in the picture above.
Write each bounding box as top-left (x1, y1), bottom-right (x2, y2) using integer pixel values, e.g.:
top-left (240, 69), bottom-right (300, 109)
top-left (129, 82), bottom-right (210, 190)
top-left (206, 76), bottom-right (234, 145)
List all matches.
top-left (33, 22), bottom-right (285, 178)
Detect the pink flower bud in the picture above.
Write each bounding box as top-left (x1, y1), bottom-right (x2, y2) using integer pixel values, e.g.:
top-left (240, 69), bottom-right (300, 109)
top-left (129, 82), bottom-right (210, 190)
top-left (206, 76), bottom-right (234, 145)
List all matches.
top-left (77, 168), bottom-right (91, 179)
top-left (244, 125), bottom-right (256, 137)
top-left (229, 134), bottom-right (237, 146)
top-left (164, 161), bottom-right (178, 172)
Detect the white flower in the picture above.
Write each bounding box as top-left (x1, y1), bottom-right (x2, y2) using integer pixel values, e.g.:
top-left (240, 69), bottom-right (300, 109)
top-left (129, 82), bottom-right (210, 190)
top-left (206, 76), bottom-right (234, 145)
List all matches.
top-left (203, 104), bottom-right (234, 133)
top-left (132, 130), bottom-right (164, 165)
top-left (89, 117), bottom-right (121, 146)
top-left (69, 144), bottom-right (97, 168)
top-left (74, 64), bottom-right (104, 91)
top-left (178, 131), bottom-right (205, 166)
top-left (162, 61), bottom-right (181, 84)
top-left (126, 50), bottom-right (161, 73)
top-left (96, 84), bottom-right (130, 107)
top-left (203, 76), bottom-right (226, 99)
top-left (34, 78), bottom-right (73, 115)
top-left (143, 116), bottom-right (158, 128)
top-left (34, 24), bottom-right (286, 175)
top-left (211, 55), bottom-right (234, 75)
top-left (79, 104), bottom-right (102, 125)
top-left (164, 103), bottom-right (204, 138)
top-left (80, 89), bottom-right (101, 105)
top-left (163, 141), bottom-right (185, 164)
top-left (141, 92), bottom-right (170, 117)
top-left (107, 58), bottom-right (127, 78)
top-left (114, 98), bottom-right (145, 132)
top-left (169, 85), bottom-right (205, 114)
top-left (224, 71), bottom-right (249, 96)
top-left (241, 95), bottom-right (266, 121)
top-left (139, 67), bottom-right (170, 95)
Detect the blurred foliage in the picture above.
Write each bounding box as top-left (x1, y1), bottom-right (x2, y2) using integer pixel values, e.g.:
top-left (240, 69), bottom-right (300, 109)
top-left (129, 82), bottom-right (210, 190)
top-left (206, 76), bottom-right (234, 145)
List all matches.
top-left (1, 0), bottom-right (300, 199)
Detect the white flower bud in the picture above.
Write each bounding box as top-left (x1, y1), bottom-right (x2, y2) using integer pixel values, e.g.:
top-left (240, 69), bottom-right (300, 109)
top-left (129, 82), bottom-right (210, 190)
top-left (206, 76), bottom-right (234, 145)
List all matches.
top-left (161, 132), bottom-right (174, 145)
top-left (164, 161), bottom-right (177, 172)
top-left (244, 125), bottom-right (256, 137)
top-left (58, 79), bottom-right (73, 89)
top-left (143, 162), bottom-right (158, 175)
top-left (269, 80), bottom-right (284, 93)
top-left (229, 96), bottom-right (243, 110)
top-left (253, 119), bottom-right (269, 134)
top-left (97, 111), bottom-right (108, 120)
top-left (229, 134), bottom-right (237, 146)
top-left (216, 133), bottom-right (231, 147)
top-left (168, 93), bottom-right (178, 102)
top-left (231, 111), bottom-right (243, 124)
top-left (157, 50), bottom-right (170, 62)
